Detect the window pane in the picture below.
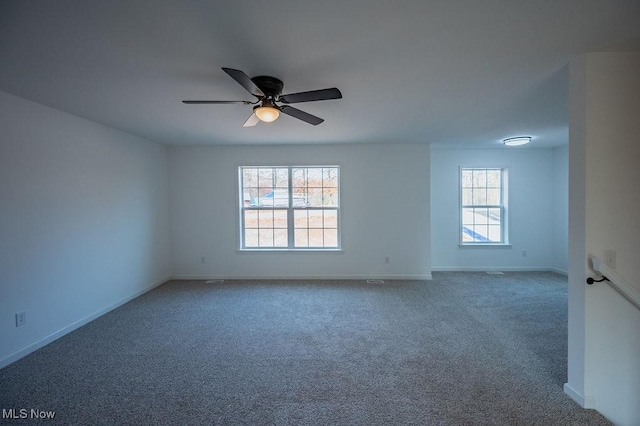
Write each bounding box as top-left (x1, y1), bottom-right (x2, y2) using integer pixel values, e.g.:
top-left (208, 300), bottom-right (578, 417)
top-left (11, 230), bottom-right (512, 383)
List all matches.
top-left (292, 191), bottom-right (307, 206)
top-left (294, 210), bottom-right (308, 227)
top-left (256, 190), bottom-right (270, 207)
top-left (486, 170), bottom-right (500, 187)
top-left (293, 207), bottom-right (339, 248)
top-left (273, 210), bottom-right (288, 228)
top-left (460, 168), bottom-right (505, 244)
top-left (462, 170), bottom-right (472, 187)
top-left (486, 188), bottom-right (500, 205)
top-left (462, 225), bottom-right (473, 241)
top-left (473, 188), bottom-right (487, 205)
top-left (475, 208), bottom-right (488, 225)
top-left (245, 210), bottom-right (258, 228)
top-left (293, 168), bottom-right (307, 187)
top-left (244, 229), bottom-right (258, 247)
top-left (259, 229), bottom-right (273, 247)
top-left (473, 170), bottom-right (486, 187)
top-left (324, 210), bottom-right (338, 227)
top-left (240, 166), bottom-right (340, 250)
top-left (323, 168), bottom-right (339, 187)
top-left (462, 208), bottom-right (475, 225)
top-left (259, 189), bottom-right (289, 207)
top-left (294, 229), bottom-right (308, 247)
top-left (470, 225), bottom-right (489, 242)
top-left (488, 208), bottom-right (501, 225)
top-left (462, 225), bottom-right (476, 241)
top-left (323, 188), bottom-right (339, 206)
top-left (274, 229), bottom-right (288, 247)
top-left (309, 229), bottom-right (323, 246)
top-left (242, 168), bottom-right (257, 187)
top-left (258, 168), bottom-right (273, 188)
top-left (307, 188), bottom-right (323, 207)
top-left (323, 229), bottom-right (338, 247)
top-left (308, 210), bottom-right (323, 228)
top-left (274, 168), bottom-right (289, 187)
top-left (258, 210), bottom-right (273, 228)
top-left (462, 188), bottom-right (473, 205)
top-left (293, 188), bottom-right (307, 206)
top-left (307, 168), bottom-right (322, 185)
top-left (488, 225), bottom-right (501, 242)
top-left (461, 208), bottom-right (502, 243)
top-left (243, 188), bottom-right (257, 206)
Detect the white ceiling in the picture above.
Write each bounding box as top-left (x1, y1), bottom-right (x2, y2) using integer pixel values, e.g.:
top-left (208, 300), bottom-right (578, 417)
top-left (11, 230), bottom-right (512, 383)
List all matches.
top-left (1, 1), bottom-right (639, 148)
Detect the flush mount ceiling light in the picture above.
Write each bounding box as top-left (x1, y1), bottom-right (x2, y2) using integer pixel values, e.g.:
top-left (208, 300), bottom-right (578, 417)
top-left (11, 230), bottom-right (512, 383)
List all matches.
top-left (503, 136), bottom-right (531, 146)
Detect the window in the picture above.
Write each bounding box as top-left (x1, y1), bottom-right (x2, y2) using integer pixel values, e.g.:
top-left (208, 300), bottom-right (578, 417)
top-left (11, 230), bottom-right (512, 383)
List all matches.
top-left (239, 166), bottom-right (340, 250)
top-left (460, 168), bottom-right (507, 244)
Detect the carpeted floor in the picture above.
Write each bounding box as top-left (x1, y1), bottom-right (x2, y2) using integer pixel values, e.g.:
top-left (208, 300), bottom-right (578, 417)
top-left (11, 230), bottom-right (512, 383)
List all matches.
top-left (0, 272), bottom-right (611, 425)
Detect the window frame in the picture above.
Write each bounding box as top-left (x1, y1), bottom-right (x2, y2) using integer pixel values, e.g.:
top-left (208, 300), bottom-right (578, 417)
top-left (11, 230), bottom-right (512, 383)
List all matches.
top-left (238, 165), bottom-right (342, 251)
top-left (459, 167), bottom-right (509, 246)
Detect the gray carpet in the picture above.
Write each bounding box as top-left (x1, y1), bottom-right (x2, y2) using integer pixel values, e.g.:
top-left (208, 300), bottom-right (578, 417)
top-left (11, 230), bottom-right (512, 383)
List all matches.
top-left (0, 272), bottom-right (610, 425)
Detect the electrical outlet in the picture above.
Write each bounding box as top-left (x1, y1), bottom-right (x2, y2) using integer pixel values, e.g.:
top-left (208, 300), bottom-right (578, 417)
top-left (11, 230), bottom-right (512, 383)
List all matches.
top-left (522, 250), bottom-right (527, 258)
top-left (385, 256), bottom-right (390, 264)
top-left (200, 257), bottom-right (206, 264)
top-left (15, 312), bottom-right (26, 327)
top-left (603, 250), bottom-right (616, 269)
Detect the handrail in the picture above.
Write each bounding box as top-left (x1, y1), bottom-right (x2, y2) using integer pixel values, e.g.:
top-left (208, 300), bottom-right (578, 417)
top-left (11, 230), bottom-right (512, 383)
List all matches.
top-left (587, 256), bottom-right (640, 311)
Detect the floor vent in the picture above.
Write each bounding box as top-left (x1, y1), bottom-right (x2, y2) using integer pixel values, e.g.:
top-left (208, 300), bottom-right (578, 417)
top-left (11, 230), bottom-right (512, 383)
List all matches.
top-left (205, 279), bottom-right (225, 284)
top-left (486, 271), bottom-right (504, 275)
top-left (367, 279), bottom-right (385, 284)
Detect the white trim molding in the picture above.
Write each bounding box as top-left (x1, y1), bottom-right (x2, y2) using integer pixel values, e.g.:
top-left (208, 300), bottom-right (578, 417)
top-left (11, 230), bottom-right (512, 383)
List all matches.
top-left (0, 277), bottom-right (171, 370)
top-left (564, 383), bottom-right (596, 409)
top-left (431, 267), bottom-right (561, 273)
top-left (171, 274), bottom-right (433, 281)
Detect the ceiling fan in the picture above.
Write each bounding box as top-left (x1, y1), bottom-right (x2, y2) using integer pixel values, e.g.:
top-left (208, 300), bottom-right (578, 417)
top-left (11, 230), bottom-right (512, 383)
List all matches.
top-left (182, 68), bottom-right (342, 127)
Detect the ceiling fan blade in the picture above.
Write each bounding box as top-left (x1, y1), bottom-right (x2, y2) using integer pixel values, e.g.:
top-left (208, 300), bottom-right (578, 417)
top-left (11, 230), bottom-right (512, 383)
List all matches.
top-left (222, 68), bottom-right (265, 98)
top-left (243, 112), bottom-right (260, 127)
top-left (279, 88), bottom-right (342, 104)
top-left (182, 100), bottom-right (254, 104)
top-left (279, 105), bottom-right (324, 125)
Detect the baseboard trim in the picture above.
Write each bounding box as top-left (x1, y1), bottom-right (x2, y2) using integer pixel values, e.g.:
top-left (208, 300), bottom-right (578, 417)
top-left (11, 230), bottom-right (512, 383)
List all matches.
top-left (431, 267), bottom-right (563, 273)
top-left (0, 276), bottom-right (171, 370)
top-left (171, 274), bottom-right (433, 281)
top-left (564, 383), bottom-right (596, 409)
top-left (550, 267), bottom-right (568, 276)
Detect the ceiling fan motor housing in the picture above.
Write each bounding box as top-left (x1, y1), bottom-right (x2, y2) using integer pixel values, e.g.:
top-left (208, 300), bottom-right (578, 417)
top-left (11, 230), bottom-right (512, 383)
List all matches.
top-left (251, 76), bottom-right (284, 97)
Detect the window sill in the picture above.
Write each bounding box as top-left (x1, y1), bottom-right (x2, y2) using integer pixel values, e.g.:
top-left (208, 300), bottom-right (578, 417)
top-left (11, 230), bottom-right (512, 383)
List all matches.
top-left (458, 243), bottom-right (511, 248)
top-left (238, 249), bottom-right (344, 254)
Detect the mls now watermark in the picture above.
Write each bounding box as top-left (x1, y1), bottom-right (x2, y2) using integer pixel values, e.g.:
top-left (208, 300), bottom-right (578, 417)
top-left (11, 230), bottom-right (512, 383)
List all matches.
top-left (2, 408), bottom-right (56, 420)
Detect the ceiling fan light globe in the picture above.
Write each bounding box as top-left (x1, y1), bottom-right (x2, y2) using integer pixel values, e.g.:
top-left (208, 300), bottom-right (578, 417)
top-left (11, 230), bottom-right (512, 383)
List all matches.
top-left (255, 106), bottom-right (280, 123)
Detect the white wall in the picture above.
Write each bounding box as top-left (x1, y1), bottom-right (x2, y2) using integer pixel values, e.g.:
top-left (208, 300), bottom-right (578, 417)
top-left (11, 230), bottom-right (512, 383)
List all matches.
top-left (430, 147), bottom-right (563, 272)
top-left (0, 91), bottom-right (171, 368)
top-left (567, 52), bottom-right (640, 426)
top-left (169, 143), bottom-right (431, 280)
top-left (552, 146), bottom-right (568, 273)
